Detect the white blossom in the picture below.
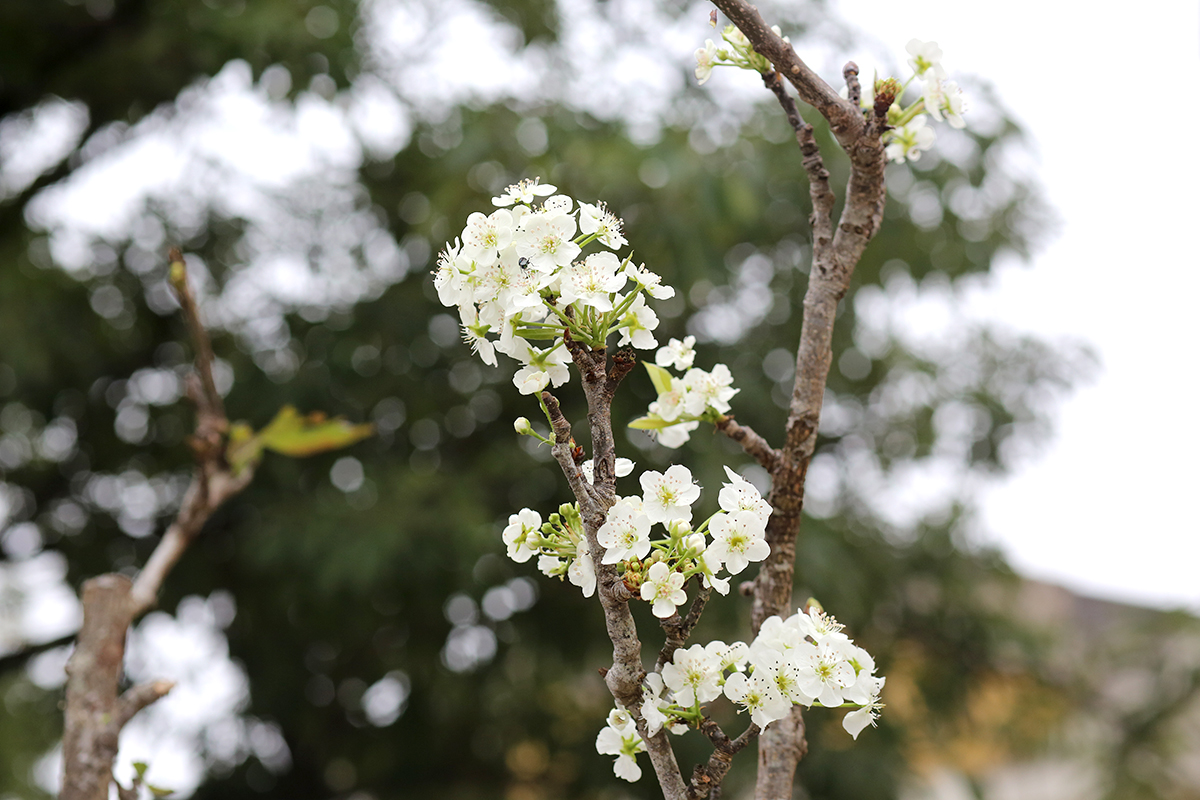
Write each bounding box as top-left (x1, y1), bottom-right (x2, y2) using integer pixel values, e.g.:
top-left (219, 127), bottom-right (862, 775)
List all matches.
top-left (624, 262), bottom-right (675, 300)
top-left (579, 201), bottom-right (628, 249)
top-left (662, 644), bottom-right (723, 707)
top-left (568, 539), bottom-right (596, 598)
top-left (656, 336), bottom-right (697, 371)
top-left (640, 561), bottom-right (687, 618)
top-left (682, 364), bottom-right (738, 414)
top-left (923, 79), bottom-right (968, 129)
top-left (723, 671), bottom-right (790, 729)
top-left (502, 509), bottom-right (542, 563)
top-left (656, 420), bottom-right (698, 449)
top-left (695, 39), bottom-right (718, 85)
top-left (616, 293), bottom-right (659, 350)
top-left (905, 38), bottom-right (947, 80)
top-left (492, 177), bottom-right (558, 207)
top-left (597, 497), bottom-right (652, 564)
top-left (639, 465), bottom-right (700, 524)
top-left (718, 466), bottom-right (772, 523)
top-left (706, 510), bottom-right (769, 574)
top-left (885, 116), bottom-right (936, 164)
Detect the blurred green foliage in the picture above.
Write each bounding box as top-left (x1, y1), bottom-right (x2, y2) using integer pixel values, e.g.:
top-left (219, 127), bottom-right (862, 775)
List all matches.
top-left (6, 2), bottom-right (1186, 800)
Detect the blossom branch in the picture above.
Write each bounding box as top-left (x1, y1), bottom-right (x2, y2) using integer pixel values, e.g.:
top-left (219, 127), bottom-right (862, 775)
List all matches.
top-left (709, 4), bottom-right (889, 798)
top-left (714, 415), bottom-right (780, 473)
top-left (549, 344), bottom-right (689, 800)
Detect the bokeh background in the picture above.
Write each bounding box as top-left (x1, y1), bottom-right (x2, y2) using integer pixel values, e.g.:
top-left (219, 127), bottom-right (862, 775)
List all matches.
top-left (1, 1), bottom-right (1198, 799)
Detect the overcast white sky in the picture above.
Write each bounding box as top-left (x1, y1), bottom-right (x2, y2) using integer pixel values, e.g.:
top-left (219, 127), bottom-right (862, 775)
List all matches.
top-left (841, 0), bottom-right (1200, 610)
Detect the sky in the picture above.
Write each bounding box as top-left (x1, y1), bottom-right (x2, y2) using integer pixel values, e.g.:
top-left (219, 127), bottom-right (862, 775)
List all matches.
top-left (840, 0), bottom-right (1200, 610)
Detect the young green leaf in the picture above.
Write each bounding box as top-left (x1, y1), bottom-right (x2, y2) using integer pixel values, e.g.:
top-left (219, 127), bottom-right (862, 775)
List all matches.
top-left (256, 405), bottom-right (374, 457)
top-left (643, 363), bottom-right (674, 396)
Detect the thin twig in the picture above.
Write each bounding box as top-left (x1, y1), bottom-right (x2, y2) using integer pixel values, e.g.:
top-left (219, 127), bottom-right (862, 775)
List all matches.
top-left (714, 415), bottom-right (780, 473)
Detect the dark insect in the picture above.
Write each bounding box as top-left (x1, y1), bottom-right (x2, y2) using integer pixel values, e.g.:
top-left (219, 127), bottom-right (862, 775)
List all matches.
top-left (518, 257), bottom-right (529, 268)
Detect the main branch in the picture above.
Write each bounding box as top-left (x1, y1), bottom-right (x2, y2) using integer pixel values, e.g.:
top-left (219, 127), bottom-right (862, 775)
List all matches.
top-left (707, 3), bottom-right (889, 798)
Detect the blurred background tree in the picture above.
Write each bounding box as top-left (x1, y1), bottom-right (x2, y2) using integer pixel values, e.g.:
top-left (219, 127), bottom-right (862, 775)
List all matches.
top-left (5, 1), bottom-right (1193, 799)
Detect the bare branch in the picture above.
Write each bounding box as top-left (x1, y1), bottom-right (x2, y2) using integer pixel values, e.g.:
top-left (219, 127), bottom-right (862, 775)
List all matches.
top-left (843, 61), bottom-right (861, 109)
top-left (115, 680), bottom-right (175, 729)
top-left (688, 718), bottom-right (760, 799)
top-left (167, 248), bottom-right (223, 420)
top-left (129, 468), bottom-right (253, 617)
top-left (62, 250), bottom-right (259, 800)
top-left (714, 415), bottom-right (780, 473)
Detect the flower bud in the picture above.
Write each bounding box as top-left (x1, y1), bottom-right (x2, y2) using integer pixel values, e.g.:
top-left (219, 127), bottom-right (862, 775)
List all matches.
top-left (514, 416), bottom-right (533, 435)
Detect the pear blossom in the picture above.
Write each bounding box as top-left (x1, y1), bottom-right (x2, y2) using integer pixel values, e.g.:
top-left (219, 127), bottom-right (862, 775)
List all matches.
top-left (641, 561), bottom-right (687, 618)
top-left (706, 510), bottom-right (769, 574)
top-left (885, 116), bottom-right (936, 164)
top-left (640, 465), bottom-right (700, 524)
top-left (905, 38), bottom-right (947, 80)
top-left (923, 79), bottom-right (968, 129)
top-left (492, 177), bottom-right (557, 207)
top-left (695, 39), bottom-right (718, 84)
top-left (793, 639), bottom-right (857, 708)
top-left (656, 420), bottom-right (699, 449)
top-left (595, 721), bottom-right (644, 782)
top-left (843, 698), bottom-right (883, 740)
top-left (434, 239), bottom-right (474, 307)
top-left (568, 539), bottom-right (596, 597)
top-left (656, 336), bottom-right (697, 371)
top-left (718, 466), bottom-right (772, 523)
top-left (597, 498), bottom-right (652, 564)
top-left (682, 364), bottom-right (738, 414)
top-left (662, 644), bottom-right (723, 707)
top-left (516, 212), bottom-right (580, 273)
top-left (502, 509), bottom-right (542, 563)
top-left (461, 209), bottom-right (514, 265)
top-left (624, 262), bottom-right (675, 299)
top-left (558, 252), bottom-right (627, 311)
top-left (579, 201), bottom-right (628, 249)
top-left (580, 457), bottom-right (635, 484)
top-left (723, 671), bottom-right (790, 728)
top-left (458, 304), bottom-right (497, 367)
top-left (616, 293), bottom-right (659, 350)
top-left (648, 376), bottom-right (689, 423)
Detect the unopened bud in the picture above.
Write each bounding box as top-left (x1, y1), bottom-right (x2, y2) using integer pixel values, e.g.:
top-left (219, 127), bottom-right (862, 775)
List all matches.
top-left (514, 416), bottom-right (533, 435)
top-left (873, 77), bottom-right (902, 118)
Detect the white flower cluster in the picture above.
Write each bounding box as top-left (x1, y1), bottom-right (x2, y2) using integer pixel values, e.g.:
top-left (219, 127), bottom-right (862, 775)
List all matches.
top-left (502, 503), bottom-right (597, 598)
top-left (433, 179), bottom-right (675, 397)
top-left (503, 464), bottom-right (770, 610)
top-left (597, 606), bottom-right (885, 782)
top-left (607, 464), bottom-right (769, 613)
top-left (629, 338), bottom-right (739, 449)
top-left (693, 24), bottom-right (790, 85)
top-left (881, 39), bottom-right (969, 164)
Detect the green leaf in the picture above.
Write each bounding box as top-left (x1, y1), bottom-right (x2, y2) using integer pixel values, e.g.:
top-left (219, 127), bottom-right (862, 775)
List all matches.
top-left (628, 415), bottom-right (674, 431)
top-left (132, 762), bottom-right (149, 779)
top-left (644, 363), bottom-right (674, 396)
top-left (225, 422), bottom-right (262, 476)
top-left (256, 405), bottom-right (374, 457)
top-left (145, 783), bottom-right (175, 798)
